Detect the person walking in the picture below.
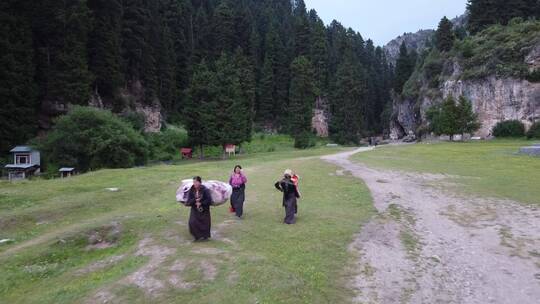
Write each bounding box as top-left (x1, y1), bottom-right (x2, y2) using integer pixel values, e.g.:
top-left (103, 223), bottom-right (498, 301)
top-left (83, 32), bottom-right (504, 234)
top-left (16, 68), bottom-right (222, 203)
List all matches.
top-left (229, 165), bottom-right (247, 218)
top-left (186, 176), bottom-right (213, 241)
top-left (274, 169), bottom-right (300, 224)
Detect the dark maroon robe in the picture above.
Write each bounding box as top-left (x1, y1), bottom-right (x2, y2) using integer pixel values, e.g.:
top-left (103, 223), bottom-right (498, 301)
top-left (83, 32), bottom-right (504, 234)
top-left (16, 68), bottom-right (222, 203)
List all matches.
top-left (186, 185), bottom-right (213, 240)
top-left (275, 178), bottom-right (300, 224)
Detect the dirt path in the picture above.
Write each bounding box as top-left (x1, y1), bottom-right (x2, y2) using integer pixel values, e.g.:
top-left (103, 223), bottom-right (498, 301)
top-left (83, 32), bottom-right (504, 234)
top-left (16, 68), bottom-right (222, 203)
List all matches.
top-left (322, 148), bottom-right (540, 304)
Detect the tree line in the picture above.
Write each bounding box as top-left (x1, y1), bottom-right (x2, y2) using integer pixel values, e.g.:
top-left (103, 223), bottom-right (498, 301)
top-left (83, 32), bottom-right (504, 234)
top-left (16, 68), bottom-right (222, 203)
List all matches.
top-left (0, 0), bottom-right (394, 154)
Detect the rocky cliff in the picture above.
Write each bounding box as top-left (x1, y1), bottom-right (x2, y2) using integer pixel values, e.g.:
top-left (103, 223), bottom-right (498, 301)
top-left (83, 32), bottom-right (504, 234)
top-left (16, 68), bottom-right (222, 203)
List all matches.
top-left (390, 45), bottom-right (540, 139)
top-left (39, 80), bottom-right (162, 133)
top-left (384, 29), bottom-right (434, 64)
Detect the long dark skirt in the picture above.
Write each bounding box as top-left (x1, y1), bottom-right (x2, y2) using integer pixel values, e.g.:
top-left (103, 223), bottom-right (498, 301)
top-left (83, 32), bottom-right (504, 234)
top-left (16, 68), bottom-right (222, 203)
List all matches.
top-left (284, 197), bottom-right (297, 224)
top-left (230, 187), bottom-right (245, 217)
top-left (189, 207), bottom-right (211, 240)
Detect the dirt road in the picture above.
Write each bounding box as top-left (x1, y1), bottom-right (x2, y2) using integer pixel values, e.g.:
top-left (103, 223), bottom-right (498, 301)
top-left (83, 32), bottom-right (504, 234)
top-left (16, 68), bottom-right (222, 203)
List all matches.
top-left (323, 148), bottom-right (540, 304)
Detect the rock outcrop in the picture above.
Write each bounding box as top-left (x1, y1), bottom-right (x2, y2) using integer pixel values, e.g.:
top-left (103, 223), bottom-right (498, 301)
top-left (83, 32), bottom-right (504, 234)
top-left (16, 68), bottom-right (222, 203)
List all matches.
top-left (312, 97), bottom-right (329, 137)
top-left (384, 29), bottom-right (434, 64)
top-left (39, 79), bottom-right (163, 133)
top-left (390, 46), bottom-right (540, 139)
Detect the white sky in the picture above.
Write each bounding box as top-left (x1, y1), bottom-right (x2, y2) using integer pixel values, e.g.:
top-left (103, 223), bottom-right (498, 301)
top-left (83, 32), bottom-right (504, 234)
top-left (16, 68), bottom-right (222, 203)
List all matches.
top-left (304, 0), bottom-right (468, 45)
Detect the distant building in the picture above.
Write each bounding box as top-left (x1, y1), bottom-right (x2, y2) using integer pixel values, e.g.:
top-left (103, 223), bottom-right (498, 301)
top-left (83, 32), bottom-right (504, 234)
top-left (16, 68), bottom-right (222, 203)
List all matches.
top-left (4, 146), bottom-right (41, 181)
top-left (59, 167), bottom-right (76, 178)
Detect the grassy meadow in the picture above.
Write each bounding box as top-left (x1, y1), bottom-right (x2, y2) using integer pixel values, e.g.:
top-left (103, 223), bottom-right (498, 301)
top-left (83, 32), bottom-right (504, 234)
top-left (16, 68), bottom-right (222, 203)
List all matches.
top-left (353, 140), bottom-right (540, 205)
top-left (0, 147), bottom-right (374, 304)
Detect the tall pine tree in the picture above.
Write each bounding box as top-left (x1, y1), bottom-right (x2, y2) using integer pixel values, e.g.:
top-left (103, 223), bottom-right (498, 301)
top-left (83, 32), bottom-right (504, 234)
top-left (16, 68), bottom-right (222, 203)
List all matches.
top-left (435, 16), bottom-right (455, 52)
top-left (288, 56), bottom-right (317, 138)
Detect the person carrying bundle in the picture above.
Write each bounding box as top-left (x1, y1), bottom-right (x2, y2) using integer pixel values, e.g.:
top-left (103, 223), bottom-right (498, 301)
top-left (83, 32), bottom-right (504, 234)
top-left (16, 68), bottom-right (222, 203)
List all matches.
top-left (185, 176), bottom-right (213, 241)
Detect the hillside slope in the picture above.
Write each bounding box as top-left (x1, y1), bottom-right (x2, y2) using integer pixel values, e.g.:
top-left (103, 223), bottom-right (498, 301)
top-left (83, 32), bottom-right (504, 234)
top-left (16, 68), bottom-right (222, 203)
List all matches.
top-left (390, 20), bottom-right (540, 139)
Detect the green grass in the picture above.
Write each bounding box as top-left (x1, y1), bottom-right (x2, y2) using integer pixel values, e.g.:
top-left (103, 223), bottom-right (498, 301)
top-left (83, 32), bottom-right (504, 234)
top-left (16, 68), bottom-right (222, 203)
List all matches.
top-left (352, 140), bottom-right (540, 205)
top-left (0, 147), bottom-right (374, 303)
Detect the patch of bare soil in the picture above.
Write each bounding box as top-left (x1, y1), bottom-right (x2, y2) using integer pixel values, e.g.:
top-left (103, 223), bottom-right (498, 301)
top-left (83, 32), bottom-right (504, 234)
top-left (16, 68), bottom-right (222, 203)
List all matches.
top-left (122, 237), bottom-right (176, 295)
top-left (86, 222), bottom-right (122, 250)
top-left (323, 148), bottom-right (540, 304)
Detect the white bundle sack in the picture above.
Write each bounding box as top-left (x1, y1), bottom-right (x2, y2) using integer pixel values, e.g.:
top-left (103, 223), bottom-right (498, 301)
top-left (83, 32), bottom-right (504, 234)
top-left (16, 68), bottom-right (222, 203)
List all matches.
top-left (176, 179), bottom-right (232, 206)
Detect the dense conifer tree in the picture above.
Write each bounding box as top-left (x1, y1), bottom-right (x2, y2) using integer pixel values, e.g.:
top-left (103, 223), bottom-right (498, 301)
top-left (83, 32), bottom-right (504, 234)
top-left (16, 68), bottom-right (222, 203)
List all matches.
top-left (394, 42), bottom-right (417, 94)
top-left (288, 56), bottom-right (317, 137)
top-left (435, 16), bottom-right (455, 52)
top-left (330, 55), bottom-right (367, 144)
top-left (0, 0), bottom-right (38, 153)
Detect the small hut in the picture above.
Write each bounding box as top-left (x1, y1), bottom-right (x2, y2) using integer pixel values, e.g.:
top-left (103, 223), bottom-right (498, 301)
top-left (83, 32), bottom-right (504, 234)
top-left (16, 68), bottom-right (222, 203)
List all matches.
top-left (59, 167), bottom-right (77, 178)
top-left (4, 146), bottom-right (41, 181)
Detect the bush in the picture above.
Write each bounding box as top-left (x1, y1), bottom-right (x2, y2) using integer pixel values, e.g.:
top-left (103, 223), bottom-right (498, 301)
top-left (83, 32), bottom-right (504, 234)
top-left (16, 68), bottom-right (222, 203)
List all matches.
top-left (492, 120), bottom-right (526, 138)
top-left (146, 126), bottom-right (189, 161)
top-left (527, 122), bottom-right (540, 139)
top-left (121, 111), bottom-right (146, 132)
top-left (41, 106), bottom-right (148, 171)
top-left (294, 131), bottom-right (316, 149)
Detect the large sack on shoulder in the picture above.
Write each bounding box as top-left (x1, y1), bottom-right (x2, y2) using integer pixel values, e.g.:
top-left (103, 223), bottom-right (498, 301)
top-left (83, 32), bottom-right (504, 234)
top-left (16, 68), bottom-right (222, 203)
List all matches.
top-left (176, 179), bottom-right (232, 206)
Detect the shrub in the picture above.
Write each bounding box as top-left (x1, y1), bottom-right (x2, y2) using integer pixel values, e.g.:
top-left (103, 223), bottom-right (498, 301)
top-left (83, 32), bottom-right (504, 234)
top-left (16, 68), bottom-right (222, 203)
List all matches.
top-left (41, 106), bottom-right (148, 171)
top-left (294, 131), bottom-right (316, 149)
top-left (121, 111), bottom-right (146, 132)
top-left (145, 126), bottom-right (189, 161)
top-left (527, 122), bottom-right (540, 139)
top-left (492, 120), bottom-right (526, 138)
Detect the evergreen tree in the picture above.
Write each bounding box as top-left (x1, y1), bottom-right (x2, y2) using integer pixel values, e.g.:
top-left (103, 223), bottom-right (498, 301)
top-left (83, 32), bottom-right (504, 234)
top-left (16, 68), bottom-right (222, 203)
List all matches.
top-left (426, 95), bottom-right (460, 140)
top-left (467, 0), bottom-right (540, 33)
top-left (308, 10), bottom-right (329, 92)
top-left (162, 0), bottom-right (193, 110)
top-left (47, 0), bottom-right (93, 104)
top-left (212, 1), bottom-right (236, 55)
top-left (192, 5), bottom-right (212, 61)
top-left (88, 0), bottom-right (123, 99)
top-left (122, 0), bottom-right (149, 85)
top-left (292, 0), bottom-right (310, 57)
top-left (257, 55), bottom-right (276, 125)
top-left (184, 60), bottom-right (218, 156)
top-left (288, 56), bottom-right (317, 139)
top-left (330, 55), bottom-right (367, 144)
top-left (456, 95), bottom-right (481, 137)
top-left (394, 42), bottom-right (416, 94)
top-left (232, 48), bottom-right (256, 143)
top-left (0, 0), bottom-right (38, 153)
top-left (435, 16), bottom-right (455, 52)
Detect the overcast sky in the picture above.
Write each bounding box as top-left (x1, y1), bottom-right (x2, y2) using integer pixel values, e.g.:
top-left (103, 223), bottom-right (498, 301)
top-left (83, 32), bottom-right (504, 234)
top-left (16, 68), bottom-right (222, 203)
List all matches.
top-left (304, 0), bottom-right (468, 46)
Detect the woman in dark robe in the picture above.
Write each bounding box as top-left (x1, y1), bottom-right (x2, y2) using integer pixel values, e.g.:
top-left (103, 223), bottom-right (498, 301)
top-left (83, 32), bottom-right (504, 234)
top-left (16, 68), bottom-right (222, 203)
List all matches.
top-left (186, 176), bottom-right (213, 241)
top-left (229, 165), bottom-right (248, 218)
top-left (274, 169), bottom-right (301, 224)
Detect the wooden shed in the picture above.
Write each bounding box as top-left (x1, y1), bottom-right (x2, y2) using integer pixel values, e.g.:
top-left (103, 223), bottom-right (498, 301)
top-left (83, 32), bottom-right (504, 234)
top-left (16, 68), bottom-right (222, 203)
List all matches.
top-left (59, 167), bottom-right (77, 178)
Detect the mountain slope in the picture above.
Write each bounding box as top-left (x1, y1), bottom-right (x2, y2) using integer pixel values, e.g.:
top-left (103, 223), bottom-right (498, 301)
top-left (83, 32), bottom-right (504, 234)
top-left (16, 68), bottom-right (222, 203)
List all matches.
top-left (390, 20), bottom-right (540, 139)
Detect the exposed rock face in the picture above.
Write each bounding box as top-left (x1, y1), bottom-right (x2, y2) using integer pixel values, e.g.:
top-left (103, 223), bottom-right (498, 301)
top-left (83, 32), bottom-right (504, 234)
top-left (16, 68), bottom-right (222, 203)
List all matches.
top-left (442, 78), bottom-right (540, 137)
top-left (312, 97), bottom-right (329, 137)
top-left (39, 80), bottom-right (163, 133)
top-left (312, 109), bottom-right (328, 137)
top-left (390, 45), bottom-right (540, 138)
top-left (384, 30), bottom-right (434, 64)
top-left (135, 103), bottom-right (162, 133)
top-left (384, 14), bottom-right (467, 65)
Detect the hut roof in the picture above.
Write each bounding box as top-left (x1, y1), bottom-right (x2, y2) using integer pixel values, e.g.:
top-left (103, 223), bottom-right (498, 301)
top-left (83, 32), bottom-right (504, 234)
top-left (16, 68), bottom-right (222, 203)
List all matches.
top-left (10, 146), bottom-right (34, 153)
top-left (5, 164), bottom-right (36, 169)
top-left (59, 168), bottom-right (76, 172)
